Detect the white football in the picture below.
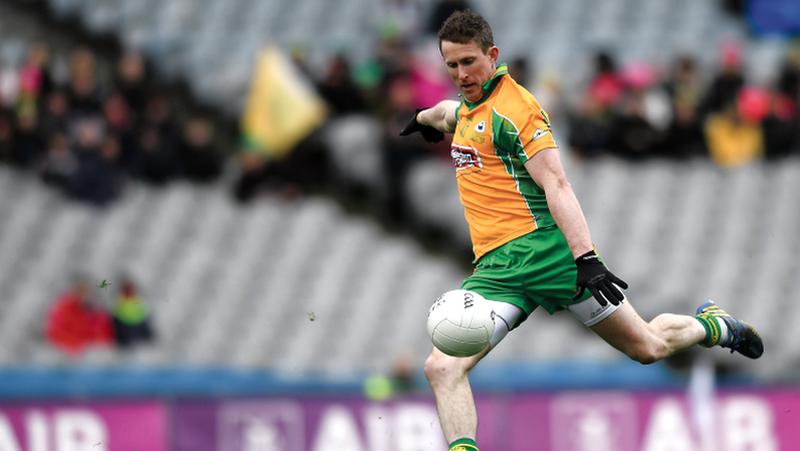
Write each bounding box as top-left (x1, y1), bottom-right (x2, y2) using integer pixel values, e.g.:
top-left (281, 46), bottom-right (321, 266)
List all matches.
top-left (427, 290), bottom-right (495, 357)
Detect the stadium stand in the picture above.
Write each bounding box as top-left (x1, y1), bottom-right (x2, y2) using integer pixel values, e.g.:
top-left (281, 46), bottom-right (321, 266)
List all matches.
top-left (1, 153), bottom-right (798, 380)
top-left (1, 0), bottom-right (798, 395)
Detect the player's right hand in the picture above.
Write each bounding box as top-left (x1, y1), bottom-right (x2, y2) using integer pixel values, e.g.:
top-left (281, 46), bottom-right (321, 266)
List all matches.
top-left (399, 108), bottom-right (444, 143)
top-left (573, 250), bottom-right (628, 306)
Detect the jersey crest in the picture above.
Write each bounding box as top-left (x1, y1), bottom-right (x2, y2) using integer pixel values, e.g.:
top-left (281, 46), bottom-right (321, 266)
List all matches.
top-left (450, 144), bottom-right (482, 171)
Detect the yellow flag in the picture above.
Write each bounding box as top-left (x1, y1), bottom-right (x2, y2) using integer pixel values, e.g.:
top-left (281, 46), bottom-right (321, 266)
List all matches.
top-left (241, 47), bottom-right (327, 158)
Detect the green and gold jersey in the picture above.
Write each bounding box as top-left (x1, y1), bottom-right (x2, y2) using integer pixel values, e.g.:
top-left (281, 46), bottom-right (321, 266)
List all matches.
top-left (450, 64), bottom-right (558, 260)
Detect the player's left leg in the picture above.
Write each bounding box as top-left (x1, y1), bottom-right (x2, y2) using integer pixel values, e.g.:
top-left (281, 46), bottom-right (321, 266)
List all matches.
top-left (570, 296), bottom-right (763, 362)
top-left (583, 301), bottom-right (705, 363)
top-left (695, 301), bottom-right (764, 358)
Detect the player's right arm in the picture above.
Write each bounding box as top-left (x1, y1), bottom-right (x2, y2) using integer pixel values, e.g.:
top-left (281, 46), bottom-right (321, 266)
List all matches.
top-left (417, 100), bottom-right (459, 133)
top-left (399, 100), bottom-right (459, 142)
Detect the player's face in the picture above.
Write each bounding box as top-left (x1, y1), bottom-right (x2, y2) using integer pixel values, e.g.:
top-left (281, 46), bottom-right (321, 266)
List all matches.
top-left (441, 40), bottom-right (499, 103)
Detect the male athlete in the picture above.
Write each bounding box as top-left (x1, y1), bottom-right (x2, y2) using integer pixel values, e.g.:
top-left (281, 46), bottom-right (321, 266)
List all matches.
top-left (400, 10), bottom-right (763, 451)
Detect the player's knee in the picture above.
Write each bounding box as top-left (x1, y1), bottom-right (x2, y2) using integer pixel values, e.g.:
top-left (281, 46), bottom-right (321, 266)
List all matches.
top-left (630, 350), bottom-right (658, 365)
top-left (627, 341), bottom-right (667, 365)
top-left (424, 350), bottom-right (467, 385)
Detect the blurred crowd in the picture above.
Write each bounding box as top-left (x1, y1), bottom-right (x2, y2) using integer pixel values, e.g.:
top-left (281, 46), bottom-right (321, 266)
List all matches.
top-left (232, 0), bottom-right (476, 217)
top-left (46, 275), bottom-right (155, 355)
top-left (5, 0), bottom-right (795, 217)
top-left (0, 44), bottom-right (224, 207)
top-left (306, 35), bottom-right (800, 171)
top-left (250, 20), bottom-right (800, 223)
top-left (567, 43), bottom-right (800, 167)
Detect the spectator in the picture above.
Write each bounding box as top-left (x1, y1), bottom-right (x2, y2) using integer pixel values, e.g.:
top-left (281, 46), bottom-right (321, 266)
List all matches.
top-left (111, 278), bottom-right (155, 348)
top-left (0, 109), bottom-right (12, 162)
top-left (128, 92), bottom-right (176, 182)
top-left (664, 55), bottom-right (703, 112)
top-left (374, 33), bottom-right (414, 87)
top-left (40, 132), bottom-right (78, 189)
top-left (620, 62), bottom-right (671, 131)
top-left (356, 33), bottom-right (411, 112)
top-left (17, 42), bottom-right (53, 106)
top-left (567, 94), bottom-right (613, 159)
top-left (10, 107), bottom-right (44, 168)
top-left (132, 125), bottom-right (179, 185)
top-left (389, 352), bottom-right (417, 395)
top-left (138, 92), bottom-right (181, 182)
top-left (701, 41), bottom-right (745, 116)
top-left (45, 278), bottom-right (114, 355)
top-left (660, 94), bottom-right (706, 159)
top-left (660, 56), bottom-right (705, 158)
top-left (114, 50), bottom-right (150, 116)
top-left (776, 45), bottom-right (800, 103)
top-left (142, 93), bottom-right (179, 150)
top-left (763, 90), bottom-right (797, 159)
top-left (16, 43), bottom-right (51, 137)
top-left (40, 89), bottom-right (71, 138)
top-left (178, 115), bottom-right (223, 183)
top-left (70, 119), bottom-right (123, 205)
top-left (587, 51), bottom-right (624, 108)
top-left (103, 90), bottom-right (138, 170)
top-left (770, 47), bottom-right (800, 157)
top-left (363, 352), bottom-right (419, 400)
top-left (609, 90), bottom-right (661, 160)
top-left (410, 42), bottom-right (454, 113)
top-left (66, 47), bottom-right (102, 118)
top-left (704, 101), bottom-right (763, 168)
top-left (317, 53), bottom-right (366, 115)
top-left (381, 72), bottom-right (429, 222)
top-left (567, 51), bottom-right (624, 159)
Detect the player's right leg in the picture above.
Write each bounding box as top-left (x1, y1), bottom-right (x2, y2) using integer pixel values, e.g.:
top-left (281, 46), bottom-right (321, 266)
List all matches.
top-left (424, 347), bottom-right (484, 449)
top-left (424, 300), bottom-right (523, 451)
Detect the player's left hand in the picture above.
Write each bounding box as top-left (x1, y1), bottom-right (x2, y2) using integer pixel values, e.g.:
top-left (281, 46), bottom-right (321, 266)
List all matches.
top-left (573, 250), bottom-right (628, 306)
top-left (399, 108), bottom-right (444, 143)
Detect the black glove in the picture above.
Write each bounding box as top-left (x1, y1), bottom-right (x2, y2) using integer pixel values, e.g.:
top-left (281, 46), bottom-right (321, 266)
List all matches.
top-left (399, 108), bottom-right (444, 143)
top-left (573, 250), bottom-right (628, 306)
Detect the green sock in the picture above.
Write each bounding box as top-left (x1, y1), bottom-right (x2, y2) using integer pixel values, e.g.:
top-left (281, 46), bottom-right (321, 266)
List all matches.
top-left (695, 314), bottom-right (721, 347)
top-left (449, 437), bottom-right (479, 451)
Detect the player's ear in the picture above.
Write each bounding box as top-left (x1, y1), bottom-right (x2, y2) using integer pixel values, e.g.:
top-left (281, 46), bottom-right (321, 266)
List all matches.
top-left (488, 46), bottom-right (499, 65)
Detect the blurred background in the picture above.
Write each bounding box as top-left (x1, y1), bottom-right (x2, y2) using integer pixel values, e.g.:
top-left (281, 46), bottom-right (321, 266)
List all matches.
top-left (0, 0), bottom-right (799, 449)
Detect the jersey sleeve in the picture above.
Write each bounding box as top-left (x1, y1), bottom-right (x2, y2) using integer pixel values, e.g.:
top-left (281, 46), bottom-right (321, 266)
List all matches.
top-left (492, 95), bottom-right (557, 163)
